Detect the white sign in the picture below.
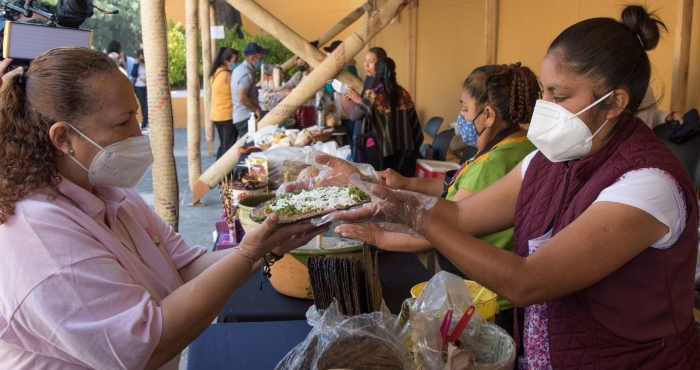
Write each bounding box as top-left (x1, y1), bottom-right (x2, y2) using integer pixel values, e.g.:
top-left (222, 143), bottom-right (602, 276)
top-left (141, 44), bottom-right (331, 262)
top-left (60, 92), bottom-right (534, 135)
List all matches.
top-left (210, 25), bottom-right (225, 40)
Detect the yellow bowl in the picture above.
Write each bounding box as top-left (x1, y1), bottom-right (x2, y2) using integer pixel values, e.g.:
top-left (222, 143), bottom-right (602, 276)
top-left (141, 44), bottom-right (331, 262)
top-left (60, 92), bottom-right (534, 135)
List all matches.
top-left (410, 280), bottom-right (499, 322)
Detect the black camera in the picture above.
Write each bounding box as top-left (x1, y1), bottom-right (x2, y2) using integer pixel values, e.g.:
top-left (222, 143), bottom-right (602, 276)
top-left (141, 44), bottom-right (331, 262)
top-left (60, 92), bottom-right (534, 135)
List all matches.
top-left (0, 0), bottom-right (105, 67)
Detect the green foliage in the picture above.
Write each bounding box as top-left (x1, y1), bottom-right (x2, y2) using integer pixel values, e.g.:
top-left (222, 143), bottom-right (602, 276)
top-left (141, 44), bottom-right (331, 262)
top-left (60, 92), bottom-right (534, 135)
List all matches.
top-left (82, 0), bottom-right (142, 57)
top-left (167, 21), bottom-right (187, 88)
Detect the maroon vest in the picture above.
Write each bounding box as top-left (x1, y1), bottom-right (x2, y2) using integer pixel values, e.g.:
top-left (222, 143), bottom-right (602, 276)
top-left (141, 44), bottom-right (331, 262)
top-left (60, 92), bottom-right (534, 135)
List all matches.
top-left (514, 117), bottom-right (700, 369)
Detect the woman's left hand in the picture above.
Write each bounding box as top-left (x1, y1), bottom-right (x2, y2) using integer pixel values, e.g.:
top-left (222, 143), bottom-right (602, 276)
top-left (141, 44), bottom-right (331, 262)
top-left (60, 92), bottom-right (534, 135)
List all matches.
top-left (238, 213), bottom-right (329, 259)
top-left (335, 223), bottom-right (384, 246)
top-left (0, 58), bottom-right (22, 90)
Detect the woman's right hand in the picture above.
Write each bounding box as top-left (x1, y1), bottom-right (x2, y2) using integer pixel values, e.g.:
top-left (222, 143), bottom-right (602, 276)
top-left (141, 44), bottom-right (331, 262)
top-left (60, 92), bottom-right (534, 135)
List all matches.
top-left (378, 169), bottom-right (408, 190)
top-left (238, 213), bottom-right (329, 259)
top-left (345, 88), bottom-right (361, 103)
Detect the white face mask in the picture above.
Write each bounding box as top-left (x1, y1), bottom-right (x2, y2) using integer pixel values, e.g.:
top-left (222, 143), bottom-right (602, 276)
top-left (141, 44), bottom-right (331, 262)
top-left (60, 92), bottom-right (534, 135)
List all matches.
top-left (527, 91), bottom-right (614, 162)
top-left (67, 124), bottom-right (154, 188)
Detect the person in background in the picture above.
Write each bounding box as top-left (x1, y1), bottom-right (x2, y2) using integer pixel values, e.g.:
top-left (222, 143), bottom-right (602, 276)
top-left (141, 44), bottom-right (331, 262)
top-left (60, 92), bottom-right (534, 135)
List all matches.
top-left (107, 52), bottom-right (128, 76)
top-left (210, 47), bottom-right (239, 159)
top-left (132, 49), bottom-right (148, 131)
top-left (0, 47), bottom-right (327, 368)
top-left (107, 40), bottom-right (135, 84)
top-left (275, 57), bottom-right (311, 92)
top-left (331, 5), bottom-right (700, 368)
top-left (323, 40), bottom-right (359, 94)
top-left (231, 42), bottom-right (268, 139)
top-left (341, 47), bottom-right (388, 149)
top-left (337, 63), bottom-right (539, 336)
top-left (228, 49), bottom-right (241, 71)
top-left (349, 57), bottom-right (423, 176)
top-left (346, 47), bottom-right (388, 104)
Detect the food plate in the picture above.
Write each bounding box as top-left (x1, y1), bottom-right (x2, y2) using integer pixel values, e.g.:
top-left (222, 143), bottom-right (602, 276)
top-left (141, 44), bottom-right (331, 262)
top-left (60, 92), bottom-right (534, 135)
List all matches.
top-left (250, 186), bottom-right (370, 225)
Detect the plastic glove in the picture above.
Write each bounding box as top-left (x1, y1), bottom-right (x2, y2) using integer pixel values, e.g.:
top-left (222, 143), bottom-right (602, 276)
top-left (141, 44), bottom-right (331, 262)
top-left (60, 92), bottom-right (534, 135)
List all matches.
top-left (312, 175), bottom-right (438, 238)
top-left (277, 153), bottom-right (380, 195)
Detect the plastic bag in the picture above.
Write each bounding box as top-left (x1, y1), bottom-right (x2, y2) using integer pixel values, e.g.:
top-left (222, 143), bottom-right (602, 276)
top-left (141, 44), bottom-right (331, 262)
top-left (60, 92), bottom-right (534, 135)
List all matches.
top-left (276, 301), bottom-right (415, 370)
top-left (274, 148), bottom-right (380, 196)
top-left (411, 272), bottom-right (515, 370)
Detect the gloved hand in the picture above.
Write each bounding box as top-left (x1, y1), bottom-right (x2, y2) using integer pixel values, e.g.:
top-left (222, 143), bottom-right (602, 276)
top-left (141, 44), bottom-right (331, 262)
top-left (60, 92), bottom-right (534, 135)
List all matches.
top-left (277, 154), bottom-right (380, 195)
top-left (311, 175), bottom-right (438, 238)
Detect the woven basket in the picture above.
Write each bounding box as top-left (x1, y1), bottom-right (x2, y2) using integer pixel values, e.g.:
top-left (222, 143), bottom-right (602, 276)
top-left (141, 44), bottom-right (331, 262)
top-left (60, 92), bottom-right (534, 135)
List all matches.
top-left (310, 128), bottom-right (334, 143)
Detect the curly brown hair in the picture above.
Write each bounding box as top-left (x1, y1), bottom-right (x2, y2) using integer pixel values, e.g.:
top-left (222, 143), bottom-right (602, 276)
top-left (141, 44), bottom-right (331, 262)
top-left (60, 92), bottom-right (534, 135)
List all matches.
top-left (463, 63), bottom-right (541, 154)
top-left (0, 47), bottom-right (117, 224)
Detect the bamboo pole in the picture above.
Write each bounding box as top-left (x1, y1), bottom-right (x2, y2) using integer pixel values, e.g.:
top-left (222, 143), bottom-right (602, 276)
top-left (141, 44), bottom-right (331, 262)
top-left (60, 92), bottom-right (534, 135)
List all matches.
top-left (201, 0), bottom-right (215, 157)
top-left (407, 0), bottom-right (417, 98)
top-left (485, 0), bottom-right (498, 65)
top-left (186, 0), bottom-right (202, 198)
top-left (141, 0), bottom-right (179, 229)
top-left (210, 5), bottom-right (218, 58)
top-left (671, 0), bottom-right (694, 112)
top-left (225, 0), bottom-right (363, 91)
top-left (279, 2), bottom-right (371, 73)
top-left (191, 0), bottom-right (411, 203)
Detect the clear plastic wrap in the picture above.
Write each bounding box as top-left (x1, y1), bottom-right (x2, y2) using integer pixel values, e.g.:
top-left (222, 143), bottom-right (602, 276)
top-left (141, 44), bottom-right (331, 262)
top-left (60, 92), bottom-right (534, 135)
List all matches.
top-left (275, 301), bottom-right (415, 370)
top-left (313, 176), bottom-right (438, 238)
top-left (274, 149), bottom-right (380, 195)
top-left (410, 271), bottom-right (516, 370)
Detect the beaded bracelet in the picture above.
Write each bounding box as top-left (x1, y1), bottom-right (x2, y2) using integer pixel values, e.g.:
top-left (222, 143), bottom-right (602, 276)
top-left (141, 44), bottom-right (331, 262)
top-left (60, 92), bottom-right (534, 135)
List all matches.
top-left (262, 251), bottom-right (284, 279)
top-left (233, 246), bottom-right (255, 275)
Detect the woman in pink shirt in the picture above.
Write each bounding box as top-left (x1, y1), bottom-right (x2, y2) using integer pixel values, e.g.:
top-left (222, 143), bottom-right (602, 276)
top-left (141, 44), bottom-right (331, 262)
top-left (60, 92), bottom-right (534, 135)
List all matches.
top-left (0, 48), bottom-right (326, 369)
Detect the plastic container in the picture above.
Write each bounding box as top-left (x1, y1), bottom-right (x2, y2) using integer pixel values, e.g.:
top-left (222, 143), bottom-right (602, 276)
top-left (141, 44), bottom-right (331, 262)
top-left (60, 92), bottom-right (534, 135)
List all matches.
top-left (415, 159), bottom-right (460, 178)
top-left (294, 105), bottom-right (316, 129)
top-left (411, 280), bottom-right (499, 322)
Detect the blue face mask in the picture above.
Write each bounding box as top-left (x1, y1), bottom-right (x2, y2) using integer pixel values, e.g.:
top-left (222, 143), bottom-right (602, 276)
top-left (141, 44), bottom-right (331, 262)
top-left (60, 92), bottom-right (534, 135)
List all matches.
top-left (456, 110), bottom-right (483, 147)
top-left (255, 58), bottom-right (264, 69)
top-left (229, 62), bottom-right (239, 71)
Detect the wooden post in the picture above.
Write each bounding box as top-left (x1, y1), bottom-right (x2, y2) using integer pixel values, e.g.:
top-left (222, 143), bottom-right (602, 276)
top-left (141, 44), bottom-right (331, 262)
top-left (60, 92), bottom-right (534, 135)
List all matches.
top-left (141, 0), bottom-right (179, 229)
top-left (407, 0), bottom-right (417, 98)
top-left (201, 0), bottom-right (215, 158)
top-left (671, 0), bottom-right (694, 112)
top-left (279, 3), bottom-right (371, 73)
top-left (186, 0), bottom-right (202, 205)
top-left (485, 0), bottom-right (498, 65)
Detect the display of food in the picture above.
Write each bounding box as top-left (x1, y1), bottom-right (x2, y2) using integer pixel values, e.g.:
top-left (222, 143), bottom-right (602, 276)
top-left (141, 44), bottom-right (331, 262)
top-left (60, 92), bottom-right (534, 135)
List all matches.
top-left (296, 166), bottom-right (320, 180)
top-left (250, 186), bottom-right (370, 224)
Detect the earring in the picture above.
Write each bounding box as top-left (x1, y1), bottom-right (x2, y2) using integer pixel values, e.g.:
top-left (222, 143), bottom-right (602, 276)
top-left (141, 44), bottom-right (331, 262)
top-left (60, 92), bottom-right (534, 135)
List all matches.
top-left (69, 149), bottom-right (74, 154)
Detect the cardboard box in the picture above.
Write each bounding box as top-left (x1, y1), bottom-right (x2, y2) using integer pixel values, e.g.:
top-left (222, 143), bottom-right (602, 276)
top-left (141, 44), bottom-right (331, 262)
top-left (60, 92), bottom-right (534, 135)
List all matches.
top-left (214, 220), bottom-right (245, 251)
top-left (415, 159), bottom-right (460, 179)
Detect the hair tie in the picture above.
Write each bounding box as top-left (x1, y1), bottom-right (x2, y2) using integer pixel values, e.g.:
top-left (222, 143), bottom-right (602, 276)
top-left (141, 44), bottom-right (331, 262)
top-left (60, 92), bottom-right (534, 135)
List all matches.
top-left (636, 34), bottom-right (644, 48)
top-left (384, 69), bottom-right (391, 79)
top-left (514, 61), bottom-right (522, 67)
top-left (17, 71), bottom-right (26, 88)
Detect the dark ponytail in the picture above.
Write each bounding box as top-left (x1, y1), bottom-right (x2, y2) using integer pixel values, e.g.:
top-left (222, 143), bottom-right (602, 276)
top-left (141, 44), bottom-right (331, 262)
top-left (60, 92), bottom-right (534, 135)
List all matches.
top-left (210, 47), bottom-right (238, 78)
top-left (371, 57), bottom-right (401, 111)
top-left (547, 5), bottom-right (666, 124)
